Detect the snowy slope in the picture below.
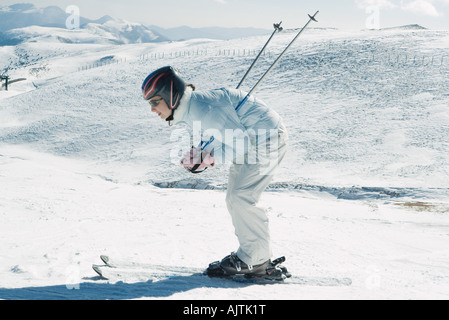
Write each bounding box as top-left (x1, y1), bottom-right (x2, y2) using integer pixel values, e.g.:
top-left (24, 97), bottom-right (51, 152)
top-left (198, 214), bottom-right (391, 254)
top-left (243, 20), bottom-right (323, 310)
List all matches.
top-left (0, 27), bottom-right (449, 300)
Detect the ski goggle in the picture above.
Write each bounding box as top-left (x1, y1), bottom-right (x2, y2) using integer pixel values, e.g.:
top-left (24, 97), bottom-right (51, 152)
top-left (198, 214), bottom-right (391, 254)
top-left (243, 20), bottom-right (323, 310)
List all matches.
top-left (148, 97), bottom-right (163, 107)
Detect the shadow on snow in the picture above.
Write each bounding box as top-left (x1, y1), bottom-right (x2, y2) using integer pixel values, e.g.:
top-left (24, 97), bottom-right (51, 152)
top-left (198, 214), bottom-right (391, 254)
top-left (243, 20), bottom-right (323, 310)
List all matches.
top-left (0, 274), bottom-right (254, 300)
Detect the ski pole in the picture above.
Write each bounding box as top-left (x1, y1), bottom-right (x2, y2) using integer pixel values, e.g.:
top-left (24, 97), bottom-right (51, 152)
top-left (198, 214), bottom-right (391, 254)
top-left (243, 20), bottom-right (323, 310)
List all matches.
top-left (236, 21), bottom-right (283, 90)
top-left (195, 11), bottom-right (319, 163)
top-left (235, 11), bottom-right (319, 112)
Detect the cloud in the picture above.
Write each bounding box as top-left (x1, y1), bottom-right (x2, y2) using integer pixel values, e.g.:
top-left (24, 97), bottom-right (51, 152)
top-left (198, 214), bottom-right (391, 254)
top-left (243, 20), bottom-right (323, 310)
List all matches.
top-left (400, 0), bottom-right (442, 16)
top-left (355, 0), bottom-right (398, 9)
top-left (355, 0), bottom-right (445, 16)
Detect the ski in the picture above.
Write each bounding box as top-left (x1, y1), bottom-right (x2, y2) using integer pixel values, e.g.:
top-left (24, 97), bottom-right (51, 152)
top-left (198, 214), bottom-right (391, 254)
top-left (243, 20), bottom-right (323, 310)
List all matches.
top-left (92, 263), bottom-right (351, 286)
top-left (92, 264), bottom-right (275, 284)
top-left (94, 255), bottom-right (287, 282)
top-left (93, 255), bottom-right (352, 286)
top-left (99, 255), bottom-right (204, 274)
top-left (92, 264), bottom-right (201, 281)
top-left (100, 254), bottom-right (290, 281)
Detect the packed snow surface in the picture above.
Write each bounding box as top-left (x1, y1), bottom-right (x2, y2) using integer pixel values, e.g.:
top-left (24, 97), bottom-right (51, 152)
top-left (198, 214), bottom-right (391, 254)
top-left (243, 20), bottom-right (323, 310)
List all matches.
top-left (1, 27), bottom-right (449, 300)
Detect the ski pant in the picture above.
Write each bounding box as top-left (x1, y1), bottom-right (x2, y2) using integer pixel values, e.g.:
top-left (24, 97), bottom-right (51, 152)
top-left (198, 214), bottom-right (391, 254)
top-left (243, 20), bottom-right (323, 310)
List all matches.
top-left (225, 123), bottom-right (288, 266)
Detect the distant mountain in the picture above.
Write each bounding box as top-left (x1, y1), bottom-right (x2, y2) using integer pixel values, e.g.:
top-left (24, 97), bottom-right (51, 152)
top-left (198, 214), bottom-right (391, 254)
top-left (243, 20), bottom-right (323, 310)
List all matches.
top-left (0, 4), bottom-right (94, 32)
top-left (0, 4), bottom-right (168, 45)
top-left (149, 25), bottom-right (271, 41)
top-left (0, 3), bottom-right (272, 46)
top-left (82, 17), bottom-right (169, 44)
top-left (380, 24), bottom-right (428, 31)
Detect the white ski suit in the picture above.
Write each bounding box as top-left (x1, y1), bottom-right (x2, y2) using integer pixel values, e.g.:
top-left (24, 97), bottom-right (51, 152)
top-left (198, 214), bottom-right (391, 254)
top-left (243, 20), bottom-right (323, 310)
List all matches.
top-left (173, 87), bottom-right (288, 266)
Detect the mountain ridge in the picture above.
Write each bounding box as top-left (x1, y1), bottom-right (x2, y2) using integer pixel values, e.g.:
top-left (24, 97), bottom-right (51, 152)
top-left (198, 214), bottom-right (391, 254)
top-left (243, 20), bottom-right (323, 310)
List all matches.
top-left (0, 3), bottom-right (271, 45)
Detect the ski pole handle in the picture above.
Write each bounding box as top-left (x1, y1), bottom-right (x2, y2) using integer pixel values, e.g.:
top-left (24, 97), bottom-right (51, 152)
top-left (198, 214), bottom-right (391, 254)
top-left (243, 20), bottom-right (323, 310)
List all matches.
top-left (236, 11), bottom-right (319, 112)
top-left (247, 11), bottom-right (319, 97)
top-left (196, 12), bottom-right (319, 154)
top-left (236, 21), bottom-right (283, 90)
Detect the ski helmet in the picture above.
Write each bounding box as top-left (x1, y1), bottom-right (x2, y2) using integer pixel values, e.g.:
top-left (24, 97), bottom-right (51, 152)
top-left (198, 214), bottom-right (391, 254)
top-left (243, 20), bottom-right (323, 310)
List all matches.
top-left (141, 66), bottom-right (186, 111)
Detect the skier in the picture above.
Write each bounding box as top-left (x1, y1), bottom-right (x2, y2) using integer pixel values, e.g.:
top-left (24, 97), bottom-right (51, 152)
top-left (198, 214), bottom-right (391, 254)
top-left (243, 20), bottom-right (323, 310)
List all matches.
top-left (142, 66), bottom-right (288, 278)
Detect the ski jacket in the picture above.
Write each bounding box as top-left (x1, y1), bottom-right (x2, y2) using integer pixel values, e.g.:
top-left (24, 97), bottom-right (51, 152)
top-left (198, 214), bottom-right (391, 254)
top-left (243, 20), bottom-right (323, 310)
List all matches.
top-left (173, 87), bottom-right (282, 164)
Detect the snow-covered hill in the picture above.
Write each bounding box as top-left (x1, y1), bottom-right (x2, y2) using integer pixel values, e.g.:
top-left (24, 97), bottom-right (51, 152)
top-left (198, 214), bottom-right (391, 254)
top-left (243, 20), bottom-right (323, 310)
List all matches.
top-left (1, 20), bottom-right (168, 46)
top-left (0, 3), bottom-right (169, 46)
top-left (0, 4), bottom-right (87, 32)
top-left (149, 25), bottom-right (273, 41)
top-left (0, 25), bottom-right (448, 300)
top-left (0, 3), bottom-right (270, 46)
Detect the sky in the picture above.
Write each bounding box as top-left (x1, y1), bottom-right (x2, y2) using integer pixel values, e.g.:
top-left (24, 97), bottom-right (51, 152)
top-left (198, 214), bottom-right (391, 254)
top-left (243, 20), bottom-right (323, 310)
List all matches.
top-left (2, 0), bottom-right (449, 30)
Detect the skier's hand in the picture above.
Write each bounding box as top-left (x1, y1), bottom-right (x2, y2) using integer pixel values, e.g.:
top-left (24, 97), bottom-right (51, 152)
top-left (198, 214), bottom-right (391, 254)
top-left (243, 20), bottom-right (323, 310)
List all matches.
top-left (180, 147), bottom-right (215, 172)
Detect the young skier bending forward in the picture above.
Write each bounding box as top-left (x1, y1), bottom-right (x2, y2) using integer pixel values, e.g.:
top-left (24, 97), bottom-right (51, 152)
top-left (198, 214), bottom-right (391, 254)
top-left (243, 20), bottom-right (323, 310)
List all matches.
top-left (142, 66), bottom-right (289, 279)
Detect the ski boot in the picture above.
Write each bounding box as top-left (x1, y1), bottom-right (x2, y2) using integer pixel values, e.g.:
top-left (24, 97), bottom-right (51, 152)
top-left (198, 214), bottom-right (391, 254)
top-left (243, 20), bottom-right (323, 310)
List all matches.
top-left (205, 252), bottom-right (291, 281)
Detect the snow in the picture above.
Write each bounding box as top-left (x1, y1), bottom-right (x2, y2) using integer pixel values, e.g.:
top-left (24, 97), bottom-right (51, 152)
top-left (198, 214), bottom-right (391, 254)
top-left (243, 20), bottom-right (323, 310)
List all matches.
top-left (0, 26), bottom-right (449, 300)
top-left (0, 3), bottom-right (169, 45)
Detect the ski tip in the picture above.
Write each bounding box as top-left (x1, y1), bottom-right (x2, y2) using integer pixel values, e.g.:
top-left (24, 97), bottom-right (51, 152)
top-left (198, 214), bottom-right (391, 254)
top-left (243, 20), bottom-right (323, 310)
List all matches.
top-left (92, 264), bottom-right (110, 280)
top-left (100, 255), bottom-right (110, 265)
top-left (92, 265), bottom-right (103, 277)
